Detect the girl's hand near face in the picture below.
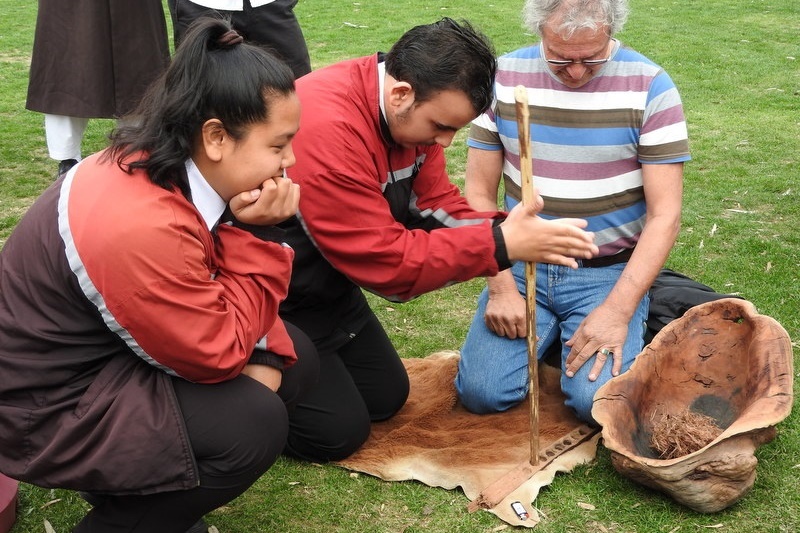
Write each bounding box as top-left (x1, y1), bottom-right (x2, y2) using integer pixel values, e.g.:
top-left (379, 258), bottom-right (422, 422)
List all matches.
top-left (229, 175), bottom-right (299, 226)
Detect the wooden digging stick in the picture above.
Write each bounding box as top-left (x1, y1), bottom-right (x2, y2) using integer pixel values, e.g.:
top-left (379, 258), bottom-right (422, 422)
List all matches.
top-left (514, 85), bottom-right (540, 470)
top-left (467, 86), bottom-right (600, 514)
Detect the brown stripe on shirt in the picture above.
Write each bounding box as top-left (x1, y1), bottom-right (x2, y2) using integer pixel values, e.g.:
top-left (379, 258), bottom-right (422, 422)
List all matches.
top-left (504, 175), bottom-right (644, 217)
top-left (639, 139), bottom-right (690, 162)
top-left (468, 122), bottom-right (502, 146)
top-left (496, 102), bottom-right (644, 129)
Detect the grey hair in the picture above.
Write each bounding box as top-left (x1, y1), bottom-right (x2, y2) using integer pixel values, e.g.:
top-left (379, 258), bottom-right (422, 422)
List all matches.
top-left (522, 0), bottom-right (629, 38)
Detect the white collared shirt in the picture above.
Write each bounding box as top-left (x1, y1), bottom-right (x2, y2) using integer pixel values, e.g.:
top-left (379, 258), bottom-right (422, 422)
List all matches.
top-left (183, 0), bottom-right (277, 10)
top-left (378, 61), bottom-right (388, 125)
top-left (185, 159), bottom-right (226, 231)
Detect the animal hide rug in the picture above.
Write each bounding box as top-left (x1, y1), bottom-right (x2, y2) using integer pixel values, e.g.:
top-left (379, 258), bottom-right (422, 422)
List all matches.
top-left (335, 351), bottom-right (599, 528)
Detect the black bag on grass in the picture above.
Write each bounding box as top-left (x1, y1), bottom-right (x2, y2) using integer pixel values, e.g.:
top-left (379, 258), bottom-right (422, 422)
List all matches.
top-left (644, 269), bottom-right (744, 345)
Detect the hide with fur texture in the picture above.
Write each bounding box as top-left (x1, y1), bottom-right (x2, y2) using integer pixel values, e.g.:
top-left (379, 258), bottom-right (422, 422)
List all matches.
top-left (336, 351), bottom-right (599, 527)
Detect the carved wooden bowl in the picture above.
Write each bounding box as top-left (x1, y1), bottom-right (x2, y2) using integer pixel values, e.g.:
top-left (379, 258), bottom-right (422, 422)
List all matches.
top-left (592, 298), bottom-right (794, 512)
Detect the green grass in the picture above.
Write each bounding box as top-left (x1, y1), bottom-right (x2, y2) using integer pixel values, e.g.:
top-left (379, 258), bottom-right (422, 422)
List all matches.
top-left (2, 0), bottom-right (799, 532)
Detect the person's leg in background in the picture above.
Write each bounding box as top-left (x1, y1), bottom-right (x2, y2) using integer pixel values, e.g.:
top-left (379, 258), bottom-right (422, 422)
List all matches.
top-left (44, 114), bottom-right (88, 175)
top-left (166, 0), bottom-right (220, 49)
top-left (239, 0), bottom-right (311, 78)
top-left (167, 0), bottom-right (311, 79)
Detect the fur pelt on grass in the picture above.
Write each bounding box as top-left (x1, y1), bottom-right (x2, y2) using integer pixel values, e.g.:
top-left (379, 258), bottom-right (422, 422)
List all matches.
top-left (336, 351), bottom-right (599, 528)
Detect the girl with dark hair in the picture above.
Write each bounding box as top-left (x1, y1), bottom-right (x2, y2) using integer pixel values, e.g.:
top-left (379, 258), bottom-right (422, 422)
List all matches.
top-left (0, 18), bottom-right (317, 533)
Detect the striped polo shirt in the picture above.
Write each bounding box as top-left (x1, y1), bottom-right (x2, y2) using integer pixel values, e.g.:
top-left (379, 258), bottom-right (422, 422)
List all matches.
top-left (469, 40), bottom-right (690, 256)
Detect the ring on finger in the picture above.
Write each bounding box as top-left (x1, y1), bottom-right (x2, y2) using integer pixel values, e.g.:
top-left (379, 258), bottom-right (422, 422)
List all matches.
top-left (598, 348), bottom-right (612, 357)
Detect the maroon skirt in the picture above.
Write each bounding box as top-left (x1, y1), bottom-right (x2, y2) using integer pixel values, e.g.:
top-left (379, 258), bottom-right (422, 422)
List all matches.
top-left (26, 0), bottom-right (170, 118)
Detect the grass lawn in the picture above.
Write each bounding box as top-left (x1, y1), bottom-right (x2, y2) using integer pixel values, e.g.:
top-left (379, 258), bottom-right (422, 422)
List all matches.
top-left (1, 0), bottom-right (798, 532)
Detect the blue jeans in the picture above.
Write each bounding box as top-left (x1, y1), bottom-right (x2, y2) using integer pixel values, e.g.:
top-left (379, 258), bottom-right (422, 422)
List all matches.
top-left (455, 260), bottom-right (649, 423)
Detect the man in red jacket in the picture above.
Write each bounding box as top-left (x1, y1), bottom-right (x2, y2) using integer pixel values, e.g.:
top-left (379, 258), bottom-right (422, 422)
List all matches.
top-left (279, 17), bottom-right (598, 462)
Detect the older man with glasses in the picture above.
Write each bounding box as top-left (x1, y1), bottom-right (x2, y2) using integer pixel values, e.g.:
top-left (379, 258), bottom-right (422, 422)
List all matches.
top-left (456, 0), bottom-right (690, 424)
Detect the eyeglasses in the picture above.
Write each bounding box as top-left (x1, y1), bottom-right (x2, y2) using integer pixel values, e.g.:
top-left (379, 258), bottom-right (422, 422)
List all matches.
top-left (541, 44), bottom-right (610, 67)
top-left (545, 57), bottom-right (609, 67)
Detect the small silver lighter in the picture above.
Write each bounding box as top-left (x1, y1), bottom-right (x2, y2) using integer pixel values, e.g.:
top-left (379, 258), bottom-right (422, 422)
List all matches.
top-left (510, 500), bottom-right (529, 520)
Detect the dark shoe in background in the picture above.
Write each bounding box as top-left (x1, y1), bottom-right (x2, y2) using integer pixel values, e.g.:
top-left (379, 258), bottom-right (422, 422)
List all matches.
top-left (57, 158), bottom-right (78, 176)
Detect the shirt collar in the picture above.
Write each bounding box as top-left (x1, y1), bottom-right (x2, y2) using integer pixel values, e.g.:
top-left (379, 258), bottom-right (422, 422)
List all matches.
top-left (185, 158), bottom-right (226, 231)
top-left (376, 59), bottom-right (398, 145)
top-left (378, 60), bottom-right (388, 123)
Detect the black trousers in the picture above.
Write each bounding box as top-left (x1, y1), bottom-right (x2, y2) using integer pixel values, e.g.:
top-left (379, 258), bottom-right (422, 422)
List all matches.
top-left (167, 0), bottom-right (312, 79)
top-left (284, 312), bottom-right (410, 462)
top-left (74, 322), bottom-right (319, 533)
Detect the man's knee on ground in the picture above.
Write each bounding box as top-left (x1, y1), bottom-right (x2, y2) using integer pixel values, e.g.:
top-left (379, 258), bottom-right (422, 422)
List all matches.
top-left (563, 384), bottom-right (600, 425)
top-left (455, 373), bottom-right (518, 415)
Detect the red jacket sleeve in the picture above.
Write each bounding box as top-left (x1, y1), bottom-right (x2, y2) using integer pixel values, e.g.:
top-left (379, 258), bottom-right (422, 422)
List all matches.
top-left (69, 166), bottom-right (296, 383)
top-left (102, 223), bottom-right (295, 383)
top-left (292, 136), bottom-right (504, 302)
